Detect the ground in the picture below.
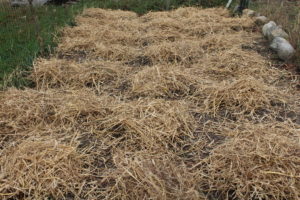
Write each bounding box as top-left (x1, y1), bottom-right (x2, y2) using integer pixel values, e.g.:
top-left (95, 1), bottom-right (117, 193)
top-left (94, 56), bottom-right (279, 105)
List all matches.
top-left (0, 7), bottom-right (299, 200)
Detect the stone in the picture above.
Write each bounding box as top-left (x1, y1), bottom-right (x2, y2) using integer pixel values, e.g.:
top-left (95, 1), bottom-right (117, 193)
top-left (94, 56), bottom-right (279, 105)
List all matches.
top-left (233, 5), bottom-right (239, 14)
top-left (242, 9), bottom-right (256, 17)
top-left (11, 0), bottom-right (49, 6)
top-left (226, 0), bottom-right (233, 8)
top-left (270, 37), bottom-right (295, 61)
top-left (255, 16), bottom-right (268, 26)
top-left (268, 27), bottom-right (289, 41)
top-left (262, 21), bottom-right (277, 39)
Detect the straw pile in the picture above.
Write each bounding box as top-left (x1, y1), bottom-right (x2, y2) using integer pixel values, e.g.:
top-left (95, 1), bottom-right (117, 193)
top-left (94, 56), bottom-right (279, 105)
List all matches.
top-left (204, 123), bottom-right (300, 200)
top-left (1, 7), bottom-right (300, 200)
top-left (0, 138), bottom-right (91, 199)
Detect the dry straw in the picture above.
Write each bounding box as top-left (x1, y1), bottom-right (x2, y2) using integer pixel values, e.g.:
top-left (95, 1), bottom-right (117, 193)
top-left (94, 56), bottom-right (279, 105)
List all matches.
top-left (97, 98), bottom-right (196, 151)
top-left (32, 58), bottom-right (131, 91)
top-left (131, 65), bottom-right (202, 98)
top-left (100, 151), bottom-right (206, 200)
top-left (187, 47), bottom-right (279, 82)
top-left (0, 138), bottom-right (91, 199)
top-left (203, 77), bottom-right (290, 119)
top-left (0, 88), bottom-right (115, 147)
top-left (203, 123), bottom-right (300, 200)
top-left (1, 6), bottom-right (300, 200)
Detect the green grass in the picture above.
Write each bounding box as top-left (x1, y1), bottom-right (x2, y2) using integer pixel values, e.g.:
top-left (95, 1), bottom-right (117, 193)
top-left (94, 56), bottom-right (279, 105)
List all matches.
top-left (0, 0), bottom-right (228, 89)
top-left (0, 2), bottom-right (86, 88)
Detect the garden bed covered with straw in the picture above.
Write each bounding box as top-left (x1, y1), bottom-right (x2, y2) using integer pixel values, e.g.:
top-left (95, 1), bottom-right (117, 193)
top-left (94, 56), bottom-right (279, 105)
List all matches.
top-left (0, 7), bottom-right (299, 200)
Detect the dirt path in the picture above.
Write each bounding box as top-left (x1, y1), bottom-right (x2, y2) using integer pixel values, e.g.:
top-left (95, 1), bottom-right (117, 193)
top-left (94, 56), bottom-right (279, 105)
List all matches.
top-left (0, 7), bottom-right (299, 200)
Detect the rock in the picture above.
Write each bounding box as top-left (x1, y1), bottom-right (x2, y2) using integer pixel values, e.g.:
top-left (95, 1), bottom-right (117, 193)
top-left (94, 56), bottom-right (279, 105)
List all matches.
top-left (11, 0), bottom-right (49, 6)
top-left (262, 21), bottom-right (277, 39)
top-left (242, 9), bottom-right (256, 17)
top-left (270, 37), bottom-right (295, 60)
top-left (255, 16), bottom-right (268, 26)
top-left (226, 0), bottom-right (233, 8)
top-left (11, 0), bottom-right (27, 6)
top-left (255, 12), bottom-right (261, 17)
top-left (233, 5), bottom-right (239, 14)
top-left (268, 27), bottom-right (289, 41)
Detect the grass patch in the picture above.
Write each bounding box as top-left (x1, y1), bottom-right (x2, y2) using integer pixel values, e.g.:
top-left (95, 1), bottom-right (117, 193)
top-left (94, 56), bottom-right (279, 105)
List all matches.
top-left (0, 1), bottom-right (85, 89)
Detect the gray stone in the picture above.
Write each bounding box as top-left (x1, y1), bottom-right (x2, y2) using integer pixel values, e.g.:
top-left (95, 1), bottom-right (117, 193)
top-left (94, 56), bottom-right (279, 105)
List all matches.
top-left (255, 16), bottom-right (268, 26)
top-left (262, 21), bottom-right (277, 39)
top-left (268, 27), bottom-right (289, 41)
top-left (233, 5), bottom-right (239, 14)
top-left (226, 0), bottom-right (233, 8)
top-left (242, 9), bottom-right (256, 17)
top-left (11, 0), bottom-right (49, 6)
top-left (270, 37), bottom-right (295, 60)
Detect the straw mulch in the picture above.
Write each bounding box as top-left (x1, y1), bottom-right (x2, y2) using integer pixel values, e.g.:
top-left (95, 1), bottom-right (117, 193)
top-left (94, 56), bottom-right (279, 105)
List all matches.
top-left (1, 7), bottom-right (299, 200)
